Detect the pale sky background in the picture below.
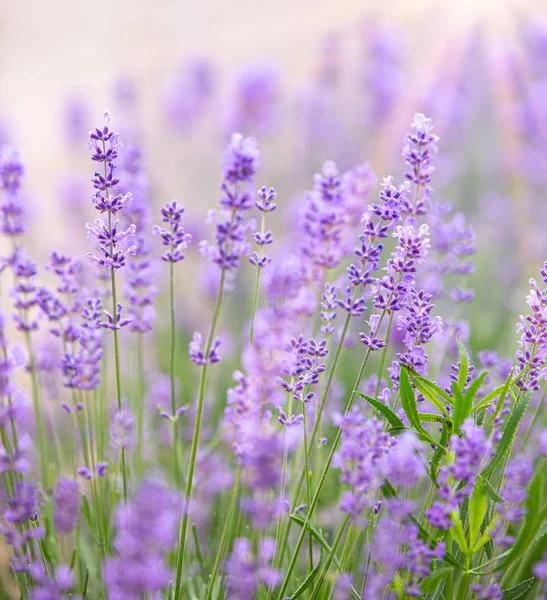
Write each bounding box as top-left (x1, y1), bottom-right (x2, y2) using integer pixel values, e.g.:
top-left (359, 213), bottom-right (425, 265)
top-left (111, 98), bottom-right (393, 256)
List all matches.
top-left (0, 0), bottom-right (545, 252)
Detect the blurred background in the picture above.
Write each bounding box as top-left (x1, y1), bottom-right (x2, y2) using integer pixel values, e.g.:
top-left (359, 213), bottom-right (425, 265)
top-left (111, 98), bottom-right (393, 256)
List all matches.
top-left (2, 0), bottom-right (547, 351)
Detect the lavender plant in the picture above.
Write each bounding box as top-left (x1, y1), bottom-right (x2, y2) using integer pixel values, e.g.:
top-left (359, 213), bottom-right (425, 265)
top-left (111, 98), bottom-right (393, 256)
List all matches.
top-left (0, 107), bottom-right (545, 600)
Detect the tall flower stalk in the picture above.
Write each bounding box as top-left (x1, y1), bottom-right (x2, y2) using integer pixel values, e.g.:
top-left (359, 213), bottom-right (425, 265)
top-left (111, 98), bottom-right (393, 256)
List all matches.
top-left (154, 200), bottom-right (191, 487)
top-left (173, 133), bottom-right (260, 599)
top-left (86, 111), bottom-right (136, 502)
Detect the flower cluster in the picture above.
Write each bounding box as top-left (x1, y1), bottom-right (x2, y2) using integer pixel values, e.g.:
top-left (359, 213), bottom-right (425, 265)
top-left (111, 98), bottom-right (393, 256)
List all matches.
top-left (200, 133), bottom-right (259, 271)
top-left (154, 200), bottom-right (192, 263)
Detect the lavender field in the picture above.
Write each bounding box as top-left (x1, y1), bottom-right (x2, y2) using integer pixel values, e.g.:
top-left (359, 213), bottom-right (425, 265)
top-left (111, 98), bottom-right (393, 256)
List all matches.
top-left (0, 3), bottom-right (547, 599)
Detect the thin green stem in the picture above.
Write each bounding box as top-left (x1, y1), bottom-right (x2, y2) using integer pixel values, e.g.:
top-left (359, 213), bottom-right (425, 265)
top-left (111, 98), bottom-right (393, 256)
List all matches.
top-left (206, 465), bottom-right (242, 599)
top-left (169, 261), bottom-right (180, 488)
top-left (276, 313), bottom-right (352, 563)
top-left (105, 207), bottom-right (129, 505)
top-left (275, 349), bottom-right (373, 599)
top-left (136, 334), bottom-right (145, 480)
top-left (173, 268), bottom-right (226, 600)
top-left (309, 515), bottom-right (350, 600)
top-left (249, 211), bottom-right (266, 345)
top-left (374, 311), bottom-right (394, 398)
top-left (24, 331), bottom-right (48, 487)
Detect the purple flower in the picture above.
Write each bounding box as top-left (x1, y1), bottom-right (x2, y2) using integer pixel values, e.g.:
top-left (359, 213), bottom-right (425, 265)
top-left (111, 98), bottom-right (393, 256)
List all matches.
top-left (0, 483), bottom-right (44, 572)
top-left (61, 297), bottom-right (103, 391)
top-left (226, 65), bottom-right (280, 137)
top-left (153, 200), bottom-right (192, 263)
top-left (53, 478), bottom-right (81, 534)
top-left (300, 160), bottom-right (352, 270)
top-left (225, 537), bottom-right (281, 600)
top-left (515, 269), bottom-right (547, 391)
top-left (11, 251), bottom-right (39, 332)
top-left (163, 58), bottom-right (215, 134)
top-left (363, 21), bottom-right (402, 125)
top-left (333, 410), bottom-right (395, 525)
top-left (189, 331), bottom-right (222, 366)
top-left (498, 457), bottom-right (533, 522)
top-left (110, 406), bottom-right (134, 450)
top-left (402, 113), bottom-right (439, 188)
top-left (0, 146), bottom-right (25, 238)
top-left (426, 419), bottom-right (493, 529)
top-left (104, 480), bottom-right (181, 598)
top-left (86, 112), bottom-right (136, 273)
top-left (200, 134), bottom-right (259, 271)
top-left (119, 146), bottom-right (157, 334)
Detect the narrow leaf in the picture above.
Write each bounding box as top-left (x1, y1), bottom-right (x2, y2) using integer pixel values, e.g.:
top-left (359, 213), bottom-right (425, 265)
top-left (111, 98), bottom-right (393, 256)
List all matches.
top-left (289, 514), bottom-right (342, 570)
top-left (452, 381), bottom-right (472, 434)
top-left (456, 336), bottom-right (469, 390)
top-left (502, 578), bottom-right (536, 600)
top-left (289, 562), bottom-right (322, 599)
top-left (469, 478), bottom-right (487, 549)
top-left (358, 393), bottom-right (404, 428)
top-left (399, 367), bottom-right (430, 441)
top-left (481, 475), bottom-right (504, 503)
top-left (421, 568), bottom-right (453, 593)
top-left (482, 394), bottom-right (530, 478)
top-left (408, 373), bottom-right (451, 417)
top-left (495, 473), bottom-right (544, 572)
top-left (472, 383), bottom-right (506, 414)
top-left (191, 524), bottom-right (207, 585)
top-left (410, 371), bottom-right (454, 405)
top-left (464, 371), bottom-right (488, 406)
top-left (418, 413), bottom-right (447, 423)
top-left (430, 420), bottom-right (448, 481)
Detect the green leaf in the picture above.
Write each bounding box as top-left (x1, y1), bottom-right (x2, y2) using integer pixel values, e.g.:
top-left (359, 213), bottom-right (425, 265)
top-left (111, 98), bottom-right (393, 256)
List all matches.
top-left (533, 519), bottom-right (547, 544)
top-left (70, 547), bottom-right (78, 571)
top-left (464, 371), bottom-right (488, 406)
top-left (451, 381), bottom-right (472, 434)
top-left (381, 479), bottom-right (398, 498)
top-left (418, 413), bottom-right (448, 423)
top-left (399, 367), bottom-right (432, 442)
top-left (482, 394), bottom-right (530, 478)
top-left (421, 568), bottom-right (453, 593)
top-left (472, 383), bottom-right (506, 414)
top-left (289, 514), bottom-right (343, 570)
top-left (410, 371), bottom-right (454, 406)
top-left (501, 578), bottom-right (536, 599)
top-left (289, 562), bottom-right (322, 599)
top-left (387, 426), bottom-right (437, 446)
top-left (488, 368), bottom-right (517, 426)
top-left (358, 393), bottom-right (404, 428)
top-left (81, 494), bottom-right (93, 530)
top-left (430, 420), bottom-right (448, 481)
top-left (450, 512), bottom-right (468, 554)
top-left (407, 372), bottom-right (451, 417)
top-left (481, 475), bottom-right (505, 503)
top-left (409, 516), bottom-right (461, 569)
top-left (288, 514), bottom-right (361, 600)
top-left (191, 524), bottom-right (207, 585)
top-left (469, 478), bottom-right (487, 549)
top-left (495, 473), bottom-right (544, 572)
top-left (456, 336), bottom-right (470, 390)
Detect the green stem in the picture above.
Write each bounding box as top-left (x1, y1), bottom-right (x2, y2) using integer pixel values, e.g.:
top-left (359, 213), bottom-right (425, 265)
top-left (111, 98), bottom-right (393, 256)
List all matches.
top-left (275, 313), bottom-right (352, 565)
top-left (108, 216), bottom-right (128, 503)
top-left (275, 349), bottom-right (372, 600)
top-left (374, 311), bottom-right (394, 398)
top-left (309, 515), bottom-right (350, 600)
top-left (169, 261), bottom-right (180, 488)
top-left (249, 211), bottom-right (266, 345)
top-left (173, 268), bottom-right (226, 600)
top-left (206, 465), bottom-right (242, 599)
top-left (24, 331), bottom-right (48, 487)
top-left (136, 334), bottom-right (145, 480)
